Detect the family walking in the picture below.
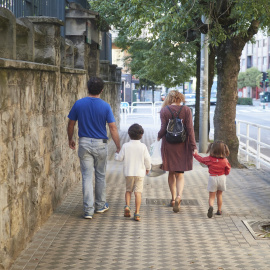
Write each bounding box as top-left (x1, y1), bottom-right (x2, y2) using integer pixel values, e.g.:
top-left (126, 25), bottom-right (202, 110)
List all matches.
top-left (67, 77), bottom-right (231, 221)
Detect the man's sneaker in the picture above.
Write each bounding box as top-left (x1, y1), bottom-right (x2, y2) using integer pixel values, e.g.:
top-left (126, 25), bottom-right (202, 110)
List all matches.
top-left (84, 214), bottom-right (93, 219)
top-left (95, 202), bottom-right (109, 213)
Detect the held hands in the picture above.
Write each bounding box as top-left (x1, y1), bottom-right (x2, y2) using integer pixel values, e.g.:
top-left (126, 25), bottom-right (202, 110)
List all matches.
top-left (146, 170), bottom-right (150, 175)
top-left (193, 149), bottom-right (198, 156)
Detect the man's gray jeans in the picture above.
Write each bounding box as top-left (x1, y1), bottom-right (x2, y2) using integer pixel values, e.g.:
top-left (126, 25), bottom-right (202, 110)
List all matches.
top-left (78, 137), bottom-right (108, 215)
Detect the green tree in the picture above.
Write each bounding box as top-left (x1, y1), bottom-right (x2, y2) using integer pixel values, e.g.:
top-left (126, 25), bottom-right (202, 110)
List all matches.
top-left (238, 67), bottom-right (262, 88)
top-left (90, 0), bottom-right (270, 167)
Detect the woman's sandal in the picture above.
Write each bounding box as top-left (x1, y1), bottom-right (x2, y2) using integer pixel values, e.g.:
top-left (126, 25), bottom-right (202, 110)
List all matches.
top-left (134, 213), bottom-right (141, 221)
top-left (124, 205), bottom-right (131, 217)
top-left (173, 196), bottom-right (181, 213)
top-left (169, 200), bottom-right (175, 207)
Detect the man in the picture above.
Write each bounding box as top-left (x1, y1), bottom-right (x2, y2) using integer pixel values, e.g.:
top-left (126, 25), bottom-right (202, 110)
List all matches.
top-left (67, 77), bottom-right (121, 219)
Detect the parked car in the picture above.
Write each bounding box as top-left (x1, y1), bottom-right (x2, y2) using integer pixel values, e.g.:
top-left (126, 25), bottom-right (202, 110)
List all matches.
top-left (184, 93), bottom-right (196, 106)
top-left (210, 91), bottom-right (217, 105)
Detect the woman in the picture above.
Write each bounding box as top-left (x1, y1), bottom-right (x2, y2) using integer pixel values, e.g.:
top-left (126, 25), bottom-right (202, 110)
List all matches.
top-left (157, 90), bottom-right (197, 213)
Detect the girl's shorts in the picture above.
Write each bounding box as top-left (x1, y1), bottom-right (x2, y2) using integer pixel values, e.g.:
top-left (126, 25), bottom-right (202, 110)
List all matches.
top-left (207, 175), bottom-right (226, 192)
top-left (126, 176), bottom-right (144, 193)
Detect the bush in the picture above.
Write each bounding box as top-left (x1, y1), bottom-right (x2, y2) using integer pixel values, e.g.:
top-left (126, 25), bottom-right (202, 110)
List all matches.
top-left (237, 97), bottom-right (253, 105)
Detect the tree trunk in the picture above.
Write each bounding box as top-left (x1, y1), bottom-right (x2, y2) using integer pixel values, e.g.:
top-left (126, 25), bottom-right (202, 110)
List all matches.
top-left (215, 37), bottom-right (246, 167)
top-left (194, 46), bottom-right (200, 141)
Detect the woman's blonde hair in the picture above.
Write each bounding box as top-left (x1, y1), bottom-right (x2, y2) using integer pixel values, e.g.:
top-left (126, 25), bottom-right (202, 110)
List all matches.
top-left (161, 90), bottom-right (185, 108)
top-left (207, 141), bottom-right (230, 158)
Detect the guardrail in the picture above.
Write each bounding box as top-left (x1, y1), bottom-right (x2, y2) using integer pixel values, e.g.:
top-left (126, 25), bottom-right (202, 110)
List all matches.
top-left (236, 119), bottom-right (270, 169)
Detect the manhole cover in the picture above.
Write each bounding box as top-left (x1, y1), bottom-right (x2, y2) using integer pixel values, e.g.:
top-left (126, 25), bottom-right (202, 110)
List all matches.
top-left (146, 199), bottom-right (199, 206)
top-left (243, 220), bottom-right (270, 240)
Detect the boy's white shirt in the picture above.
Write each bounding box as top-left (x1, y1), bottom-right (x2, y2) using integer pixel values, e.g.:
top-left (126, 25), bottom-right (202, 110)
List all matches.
top-left (114, 140), bottom-right (151, 177)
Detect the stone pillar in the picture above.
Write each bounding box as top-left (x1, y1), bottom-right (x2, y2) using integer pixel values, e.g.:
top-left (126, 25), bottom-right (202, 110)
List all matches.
top-left (16, 18), bottom-right (35, 62)
top-left (109, 64), bottom-right (117, 82)
top-left (60, 37), bottom-right (74, 68)
top-left (88, 43), bottom-right (100, 77)
top-left (100, 60), bottom-right (110, 81)
top-left (0, 7), bottom-right (16, 59)
top-left (27, 17), bottom-right (64, 66)
top-left (65, 3), bottom-right (101, 74)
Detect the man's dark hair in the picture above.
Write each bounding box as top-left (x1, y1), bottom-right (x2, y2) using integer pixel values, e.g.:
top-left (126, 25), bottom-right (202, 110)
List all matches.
top-left (128, 124), bottom-right (144, 140)
top-left (87, 77), bottom-right (104, 95)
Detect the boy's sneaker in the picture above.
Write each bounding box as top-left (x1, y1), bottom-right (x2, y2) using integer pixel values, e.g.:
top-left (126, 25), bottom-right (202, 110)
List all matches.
top-left (207, 206), bottom-right (213, 218)
top-left (84, 214), bottom-right (93, 219)
top-left (95, 202), bottom-right (109, 213)
top-left (216, 210), bottom-right (222, 215)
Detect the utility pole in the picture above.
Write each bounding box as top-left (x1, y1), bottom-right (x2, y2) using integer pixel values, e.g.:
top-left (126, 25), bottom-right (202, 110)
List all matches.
top-left (199, 15), bottom-right (209, 153)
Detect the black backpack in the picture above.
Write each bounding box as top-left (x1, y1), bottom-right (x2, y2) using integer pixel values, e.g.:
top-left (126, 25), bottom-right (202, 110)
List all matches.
top-left (165, 105), bottom-right (187, 144)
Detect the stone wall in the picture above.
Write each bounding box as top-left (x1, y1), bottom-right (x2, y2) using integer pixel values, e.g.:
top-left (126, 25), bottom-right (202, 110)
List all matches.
top-left (0, 5), bottom-right (121, 270)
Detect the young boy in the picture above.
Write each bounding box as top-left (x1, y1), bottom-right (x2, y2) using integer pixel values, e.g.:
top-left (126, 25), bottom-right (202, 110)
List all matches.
top-left (115, 124), bottom-right (151, 221)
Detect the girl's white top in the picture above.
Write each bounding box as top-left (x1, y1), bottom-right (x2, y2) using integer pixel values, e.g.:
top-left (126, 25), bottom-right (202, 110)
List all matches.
top-left (114, 140), bottom-right (151, 177)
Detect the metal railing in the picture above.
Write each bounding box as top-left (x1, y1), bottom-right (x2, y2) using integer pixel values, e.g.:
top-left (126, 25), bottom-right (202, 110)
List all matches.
top-left (236, 119), bottom-right (270, 169)
top-left (0, 0), bottom-right (89, 35)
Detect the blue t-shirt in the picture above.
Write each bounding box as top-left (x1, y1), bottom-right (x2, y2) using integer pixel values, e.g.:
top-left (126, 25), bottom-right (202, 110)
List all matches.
top-left (68, 97), bottom-right (115, 139)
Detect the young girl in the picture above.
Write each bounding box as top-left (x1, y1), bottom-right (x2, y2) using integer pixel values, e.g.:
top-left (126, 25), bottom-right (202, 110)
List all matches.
top-left (193, 141), bottom-right (231, 218)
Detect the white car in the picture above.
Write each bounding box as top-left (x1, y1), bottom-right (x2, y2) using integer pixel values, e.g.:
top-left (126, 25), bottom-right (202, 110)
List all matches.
top-left (184, 94), bottom-right (196, 106)
top-left (210, 91), bottom-right (217, 105)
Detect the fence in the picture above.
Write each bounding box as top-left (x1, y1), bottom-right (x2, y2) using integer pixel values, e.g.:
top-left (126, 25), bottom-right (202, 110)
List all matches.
top-left (0, 0), bottom-right (89, 35)
top-left (236, 119), bottom-right (270, 169)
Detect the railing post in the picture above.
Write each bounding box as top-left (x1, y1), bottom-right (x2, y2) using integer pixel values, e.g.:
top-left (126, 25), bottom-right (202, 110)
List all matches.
top-left (257, 127), bottom-right (261, 169)
top-left (246, 124), bottom-right (250, 162)
top-left (236, 121), bottom-right (240, 157)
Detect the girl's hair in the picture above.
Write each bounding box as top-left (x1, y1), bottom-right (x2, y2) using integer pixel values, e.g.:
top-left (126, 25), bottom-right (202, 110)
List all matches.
top-left (207, 140), bottom-right (230, 158)
top-left (161, 90), bottom-right (185, 108)
top-left (128, 123), bottom-right (144, 140)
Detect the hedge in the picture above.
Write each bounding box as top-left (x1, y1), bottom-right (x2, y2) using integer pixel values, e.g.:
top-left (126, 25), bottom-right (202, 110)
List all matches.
top-left (237, 97), bottom-right (253, 105)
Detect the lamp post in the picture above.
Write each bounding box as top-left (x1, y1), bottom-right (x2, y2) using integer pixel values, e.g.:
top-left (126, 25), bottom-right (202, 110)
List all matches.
top-left (199, 15), bottom-right (209, 152)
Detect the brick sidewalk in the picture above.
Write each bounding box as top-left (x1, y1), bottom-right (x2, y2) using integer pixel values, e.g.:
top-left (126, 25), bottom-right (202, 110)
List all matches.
top-left (11, 128), bottom-right (270, 270)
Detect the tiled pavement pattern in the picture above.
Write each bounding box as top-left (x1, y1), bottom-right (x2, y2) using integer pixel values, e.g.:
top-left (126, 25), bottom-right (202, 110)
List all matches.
top-left (11, 126), bottom-right (270, 270)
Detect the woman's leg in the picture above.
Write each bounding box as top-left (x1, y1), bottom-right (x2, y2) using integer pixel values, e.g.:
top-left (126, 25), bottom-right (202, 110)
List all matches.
top-left (168, 172), bottom-right (176, 201)
top-left (173, 173), bottom-right (184, 213)
top-left (175, 172), bottom-right (185, 199)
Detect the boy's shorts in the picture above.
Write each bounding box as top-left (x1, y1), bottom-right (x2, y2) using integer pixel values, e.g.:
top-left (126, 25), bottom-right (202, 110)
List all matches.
top-left (126, 176), bottom-right (144, 193)
top-left (207, 175), bottom-right (226, 192)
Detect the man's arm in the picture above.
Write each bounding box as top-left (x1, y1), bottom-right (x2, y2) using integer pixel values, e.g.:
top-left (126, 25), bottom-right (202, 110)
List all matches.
top-left (67, 119), bottom-right (76, 150)
top-left (108, 122), bottom-right (121, 153)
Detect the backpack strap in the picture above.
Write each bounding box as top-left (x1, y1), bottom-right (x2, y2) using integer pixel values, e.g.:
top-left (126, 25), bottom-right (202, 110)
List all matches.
top-left (166, 105), bottom-right (183, 119)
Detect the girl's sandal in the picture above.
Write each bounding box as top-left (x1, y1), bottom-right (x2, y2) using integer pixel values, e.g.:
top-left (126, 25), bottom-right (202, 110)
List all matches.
top-left (124, 205), bottom-right (131, 217)
top-left (173, 196), bottom-right (181, 213)
top-left (134, 213), bottom-right (141, 221)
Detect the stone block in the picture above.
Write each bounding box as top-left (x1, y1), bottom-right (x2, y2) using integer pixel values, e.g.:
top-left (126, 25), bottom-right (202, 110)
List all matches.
top-left (16, 18), bottom-right (34, 62)
top-left (100, 60), bottom-right (110, 81)
top-left (60, 38), bottom-right (75, 68)
top-left (0, 8), bottom-right (16, 59)
top-left (27, 16), bottom-right (64, 66)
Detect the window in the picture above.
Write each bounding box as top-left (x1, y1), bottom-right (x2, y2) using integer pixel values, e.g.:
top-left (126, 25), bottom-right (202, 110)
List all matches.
top-left (247, 42), bottom-right (253, 55)
top-left (263, 57), bottom-right (267, 65)
top-left (242, 59), bottom-right (246, 67)
top-left (247, 56), bottom-right (253, 68)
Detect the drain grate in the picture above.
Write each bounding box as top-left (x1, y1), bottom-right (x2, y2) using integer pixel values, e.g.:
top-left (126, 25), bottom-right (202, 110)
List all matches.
top-left (242, 220), bottom-right (270, 240)
top-left (146, 198), bottom-right (200, 206)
